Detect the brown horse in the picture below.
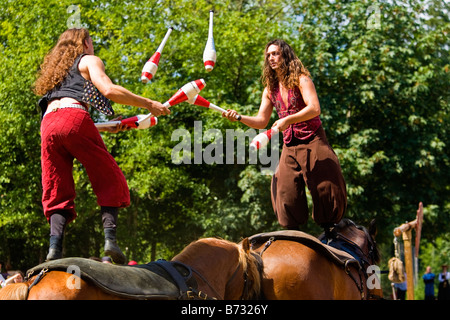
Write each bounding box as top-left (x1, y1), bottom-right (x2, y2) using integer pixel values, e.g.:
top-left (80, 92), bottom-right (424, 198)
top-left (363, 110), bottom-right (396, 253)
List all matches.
top-left (0, 238), bottom-right (262, 300)
top-left (250, 219), bottom-right (382, 300)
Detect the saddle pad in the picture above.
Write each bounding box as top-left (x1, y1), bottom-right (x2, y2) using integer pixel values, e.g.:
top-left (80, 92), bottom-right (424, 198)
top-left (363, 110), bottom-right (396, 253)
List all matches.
top-left (26, 258), bottom-right (188, 299)
top-left (249, 230), bottom-right (360, 269)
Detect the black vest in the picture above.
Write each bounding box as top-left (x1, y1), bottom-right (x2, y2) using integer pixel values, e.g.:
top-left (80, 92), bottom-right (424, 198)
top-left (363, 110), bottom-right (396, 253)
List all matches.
top-left (38, 54), bottom-right (113, 117)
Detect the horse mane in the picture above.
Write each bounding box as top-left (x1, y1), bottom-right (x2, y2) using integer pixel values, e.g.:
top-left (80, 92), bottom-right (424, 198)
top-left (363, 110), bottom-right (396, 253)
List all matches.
top-left (237, 241), bottom-right (263, 299)
top-left (0, 283), bottom-right (29, 300)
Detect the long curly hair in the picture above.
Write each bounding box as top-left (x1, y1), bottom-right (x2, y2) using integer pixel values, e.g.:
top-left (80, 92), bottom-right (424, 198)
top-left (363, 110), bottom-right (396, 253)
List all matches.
top-left (33, 28), bottom-right (90, 96)
top-left (261, 39), bottom-right (310, 93)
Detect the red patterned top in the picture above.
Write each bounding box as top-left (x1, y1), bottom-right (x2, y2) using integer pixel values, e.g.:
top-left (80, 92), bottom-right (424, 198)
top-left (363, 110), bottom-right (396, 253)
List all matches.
top-left (270, 85), bottom-right (322, 143)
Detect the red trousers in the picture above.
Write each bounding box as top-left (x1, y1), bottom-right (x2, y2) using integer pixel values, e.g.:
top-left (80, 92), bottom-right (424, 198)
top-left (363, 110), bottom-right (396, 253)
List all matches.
top-left (40, 108), bottom-right (130, 223)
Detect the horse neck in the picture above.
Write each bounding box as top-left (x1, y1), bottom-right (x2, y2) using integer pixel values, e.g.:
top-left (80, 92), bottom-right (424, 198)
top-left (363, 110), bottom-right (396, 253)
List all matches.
top-left (172, 238), bottom-right (242, 299)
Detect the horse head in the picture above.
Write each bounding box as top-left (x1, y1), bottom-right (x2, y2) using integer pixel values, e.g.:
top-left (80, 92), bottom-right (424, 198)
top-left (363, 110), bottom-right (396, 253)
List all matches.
top-left (340, 219), bottom-right (380, 264)
top-left (318, 219), bottom-right (381, 299)
top-left (333, 218), bottom-right (381, 267)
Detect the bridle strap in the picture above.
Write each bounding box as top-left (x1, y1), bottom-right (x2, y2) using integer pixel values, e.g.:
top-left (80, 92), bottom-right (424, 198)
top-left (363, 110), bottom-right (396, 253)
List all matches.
top-left (225, 260), bottom-right (248, 300)
top-left (190, 266), bottom-right (224, 300)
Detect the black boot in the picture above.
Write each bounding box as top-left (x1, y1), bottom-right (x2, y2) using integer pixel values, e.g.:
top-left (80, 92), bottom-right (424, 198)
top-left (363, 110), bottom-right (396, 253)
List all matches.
top-left (46, 211), bottom-right (68, 261)
top-left (102, 206), bottom-right (125, 264)
top-left (46, 235), bottom-right (63, 260)
top-left (104, 228), bottom-right (126, 264)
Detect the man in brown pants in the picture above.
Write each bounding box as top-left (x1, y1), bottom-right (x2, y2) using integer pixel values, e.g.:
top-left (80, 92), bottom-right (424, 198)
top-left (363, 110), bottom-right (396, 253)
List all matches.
top-left (224, 39), bottom-right (347, 239)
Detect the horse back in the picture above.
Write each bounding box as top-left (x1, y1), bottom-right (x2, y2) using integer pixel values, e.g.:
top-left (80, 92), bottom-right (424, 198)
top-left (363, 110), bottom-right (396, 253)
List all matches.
top-left (253, 240), bottom-right (362, 300)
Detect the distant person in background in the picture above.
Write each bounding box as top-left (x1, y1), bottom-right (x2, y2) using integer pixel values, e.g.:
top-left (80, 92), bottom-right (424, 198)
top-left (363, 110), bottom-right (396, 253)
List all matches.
top-left (438, 265), bottom-right (450, 300)
top-left (2, 271), bottom-right (24, 286)
top-left (0, 261), bottom-right (7, 288)
top-left (422, 266), bottom-right (435, 300)
top-left (393, 274), bottom-right (407, 300)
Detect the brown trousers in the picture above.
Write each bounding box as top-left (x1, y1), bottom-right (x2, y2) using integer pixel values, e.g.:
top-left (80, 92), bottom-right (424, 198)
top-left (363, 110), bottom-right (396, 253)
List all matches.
top-left (271, 126), bottom-right (347, 229)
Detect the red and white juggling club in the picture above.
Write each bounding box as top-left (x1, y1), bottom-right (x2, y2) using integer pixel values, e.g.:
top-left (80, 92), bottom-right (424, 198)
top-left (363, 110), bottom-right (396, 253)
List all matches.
top-left (141, 27), bottom-right (173, 83)
top-left (203, 10), bottom-right (216, 72)
top-left (95, 115), bottom-right (158, 130)
top-left (187, 94), bottom-right (241, 120)
top-left (250, 127), bottom-right (279, 151)
top-left (135, 79), bottom-right (206, 127)
top-left (162, 79), bottom-right (206, 107)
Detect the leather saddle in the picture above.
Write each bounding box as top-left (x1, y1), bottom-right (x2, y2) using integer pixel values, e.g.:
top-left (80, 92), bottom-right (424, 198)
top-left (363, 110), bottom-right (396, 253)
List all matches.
top-left (26, 257), bottom-right (197, 300)
top-left (248, 230), bottom-right (362, 270)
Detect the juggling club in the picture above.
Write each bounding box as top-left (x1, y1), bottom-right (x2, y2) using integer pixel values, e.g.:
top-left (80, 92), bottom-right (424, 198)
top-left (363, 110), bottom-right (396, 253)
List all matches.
top-left (135, 79), bottom-right (206, 127)
top-left (141, 27), bottom-right (173, 83)
top-left (250, 127), bottom-right (279, 151)
top-left (187, 94), bottom-right (241, 120)
top-left (162, 79), bottom-right (206, 107)
top-left (95, 115), bottom-right (158, 130)
top-left (203, 10), bottom-right (216, 72)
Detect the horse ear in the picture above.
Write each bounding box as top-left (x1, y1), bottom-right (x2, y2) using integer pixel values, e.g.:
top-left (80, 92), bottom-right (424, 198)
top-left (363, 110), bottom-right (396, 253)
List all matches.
top-left (242, 238), bottom-right (250, 253)
top-left (369, 219), bottom-right (377, 239)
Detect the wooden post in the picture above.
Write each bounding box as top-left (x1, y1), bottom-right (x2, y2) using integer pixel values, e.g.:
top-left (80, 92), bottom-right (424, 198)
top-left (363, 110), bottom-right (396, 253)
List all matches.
top-left (402, 229), bottom-right (414, 300)
top-left (393, 202), bottom-right (424, 301)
